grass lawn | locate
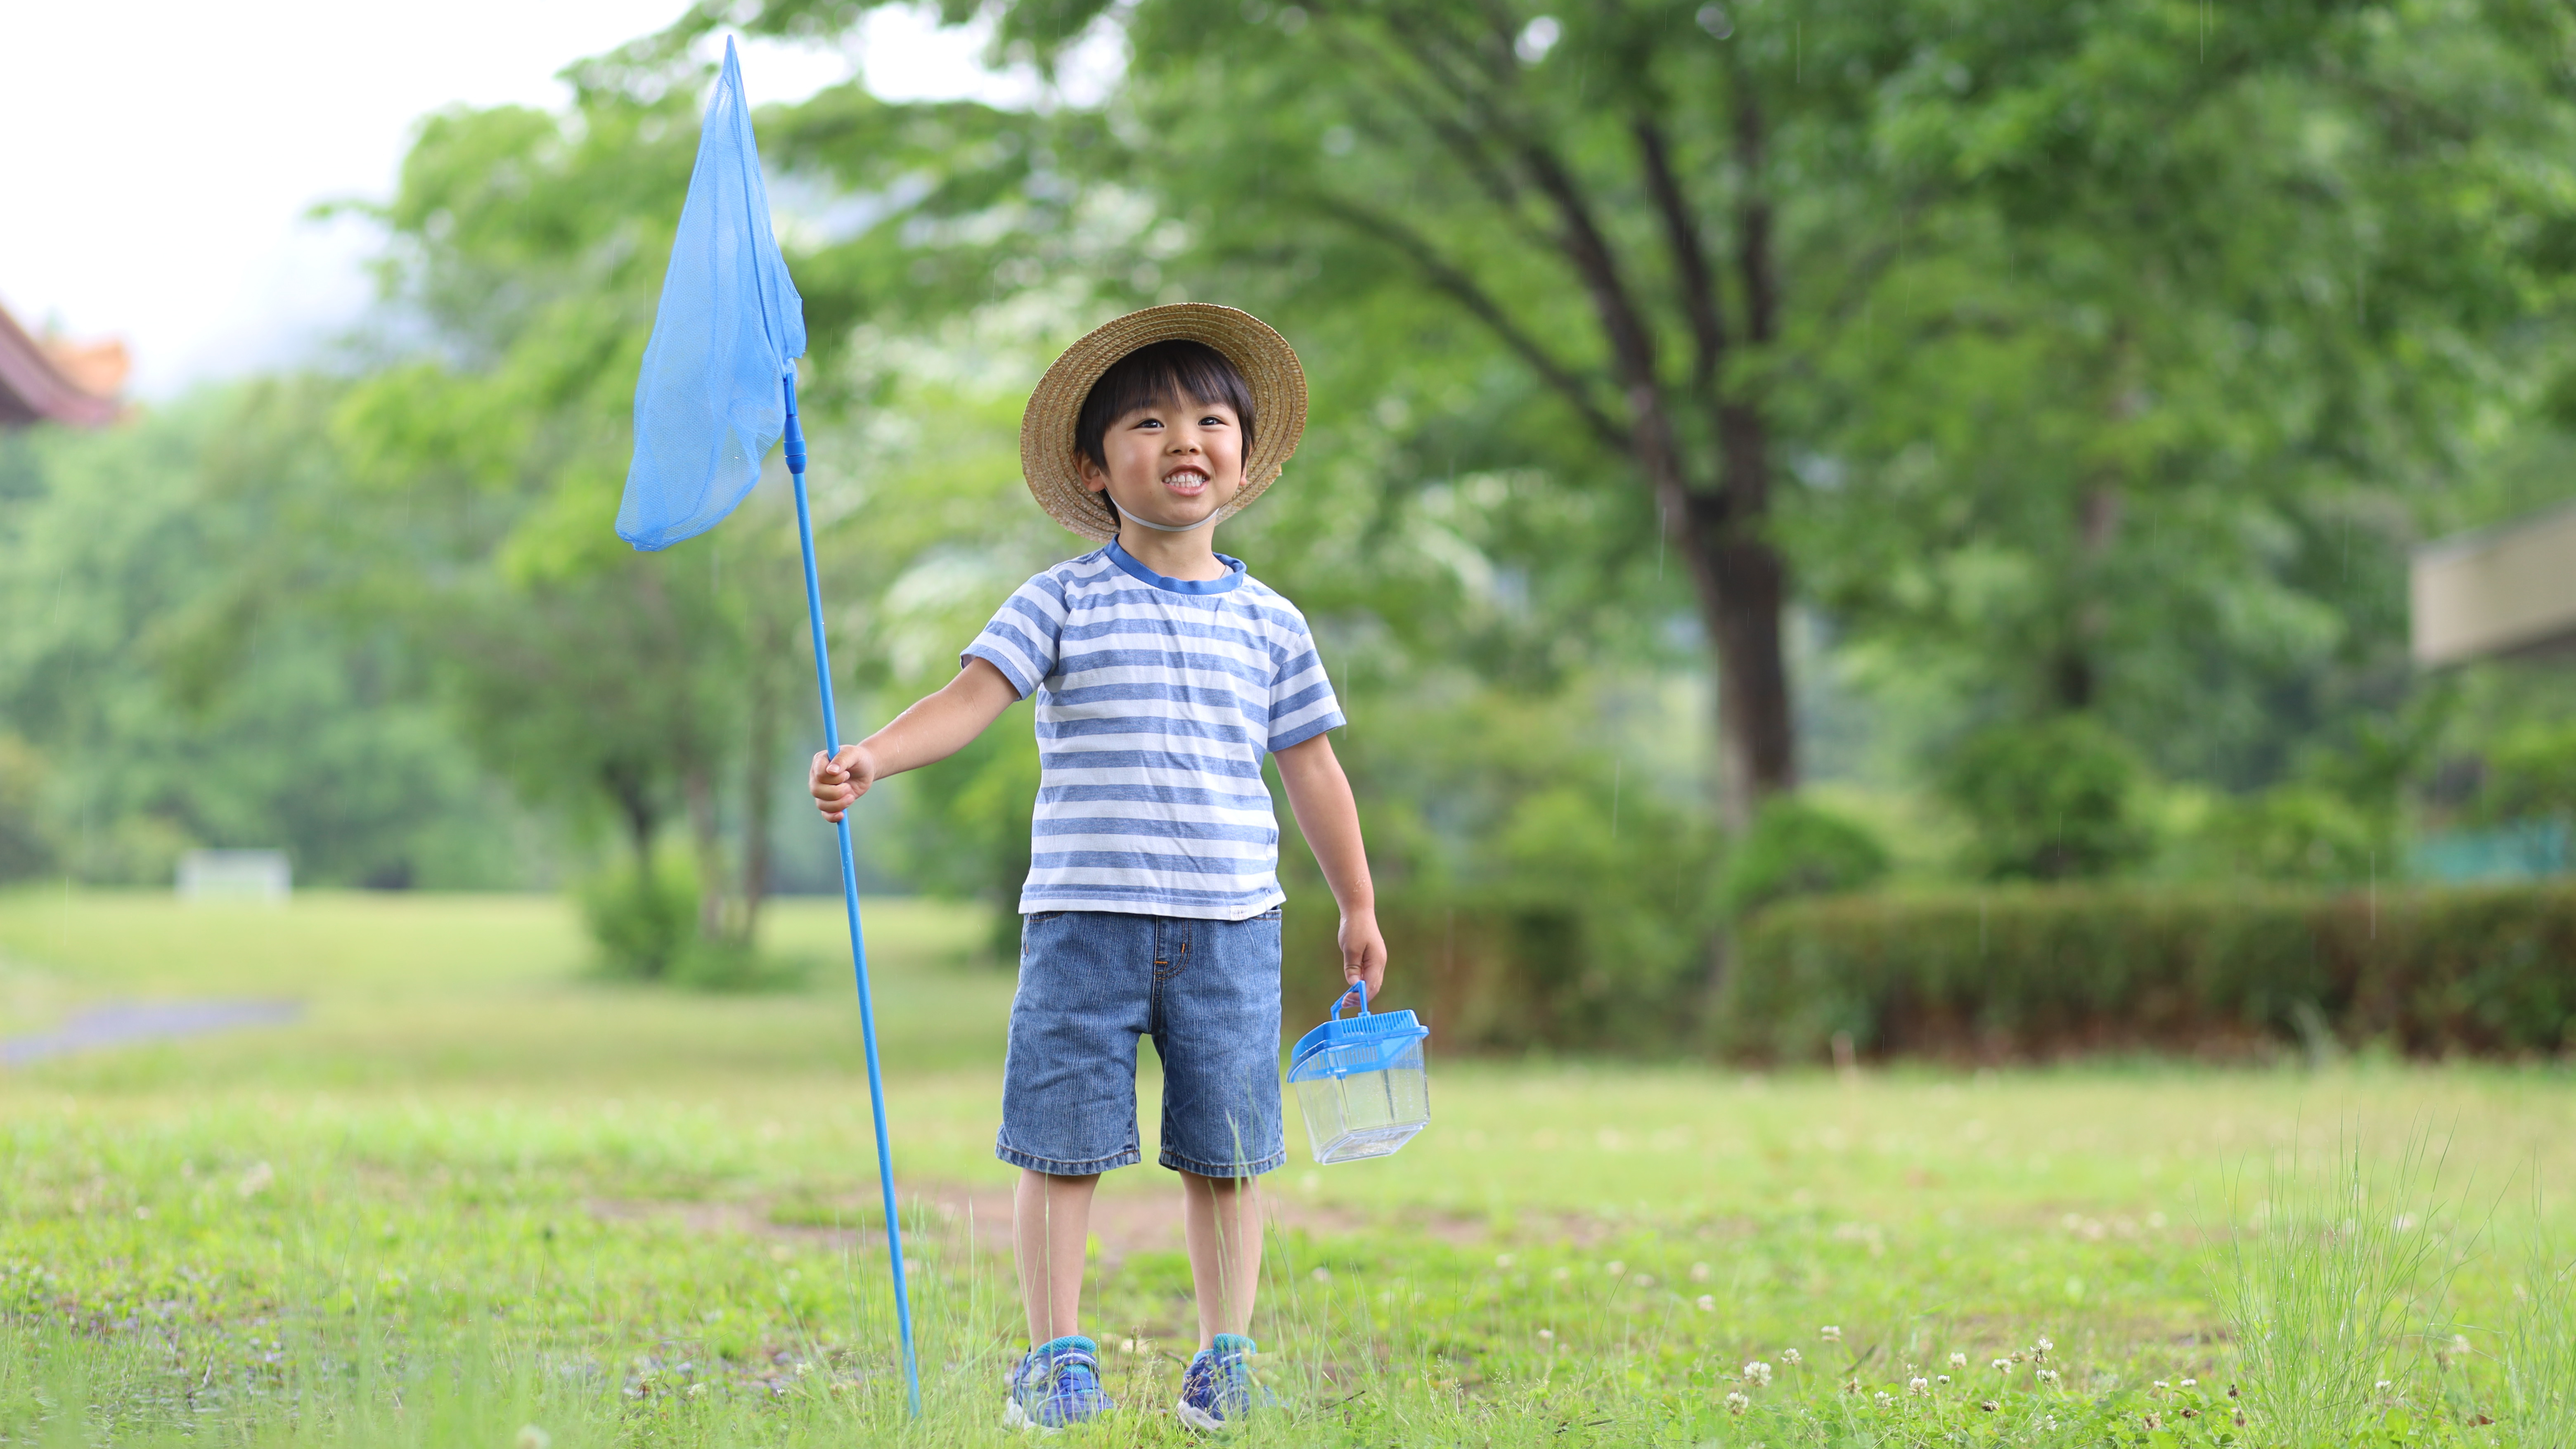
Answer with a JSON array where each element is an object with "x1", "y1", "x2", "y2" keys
[{"x1": 1, "y1": 889, "x2": 2571, "y2": 1446}]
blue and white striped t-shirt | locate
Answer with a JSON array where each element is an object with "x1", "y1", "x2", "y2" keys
[{"x1": 961, "y1": 542, "x2": 1345, "y2": 920}]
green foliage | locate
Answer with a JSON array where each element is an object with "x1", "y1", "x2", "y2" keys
[
  {"x1": 2179, "y1": 782, "x2": 2391, "y2": 886},
  {"x1": 1282, "y1": 684, "x2": 1725, "y2": 1053},
  {"x1": 2474, "y1": 720, "x2": 2576, "y2": 826},
  {"x1": 576, "y1": 851, "x2": 701, "y2": 981},
  {"x1": 0, "y1": 391, "x2": 530, "y2": 888},
  {"x1": 1721, "y1": 883, "x2": 2576, "y2": 1063},
  {"x1": 1719, "y1": 796, "x2": 1890, "y2": 920},
  {"x1": 1941, "y1": 715, "x2": 2152, "y2": 881}
]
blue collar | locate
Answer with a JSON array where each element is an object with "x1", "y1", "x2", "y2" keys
[{"x1": 1106, "y1": 540, "x2": 1245, "y2": 595}]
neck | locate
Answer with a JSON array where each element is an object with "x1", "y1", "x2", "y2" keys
[{"x1": 1114, "y1": 518, "x2": 1228, "y2": 581}]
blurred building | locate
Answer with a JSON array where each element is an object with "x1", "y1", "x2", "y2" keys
[
  {"x1": 2411, "y1": 502, "x2": 2576, "y2": 666},
  {"x1": 0, "y1": 297, "x2": 126, "y2": 428}
]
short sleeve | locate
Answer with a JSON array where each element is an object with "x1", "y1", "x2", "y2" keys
[
  {"x1": 1263, "y1": 602, "x2": 1345, "y2": 753},
  {"x1": 961, "y1": 570, "x2": 1069, "y2": 699}
]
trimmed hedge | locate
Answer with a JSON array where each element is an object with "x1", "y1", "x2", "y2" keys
[{"x1": 1719, "y1": 883, "x2": 2576, "y2": 1063}]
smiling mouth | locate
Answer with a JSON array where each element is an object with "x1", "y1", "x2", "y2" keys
[{"x1": 1161, "y1": 468, "x2": 1210, "y2": 492}]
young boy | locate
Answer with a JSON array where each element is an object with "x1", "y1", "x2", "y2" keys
[{"x1": 807, "y1": 305, "x2": 1386, "y2": 1431}]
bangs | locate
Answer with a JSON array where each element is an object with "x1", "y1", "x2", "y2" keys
[{"x1": 1074, "y1": 339, "x2": 1258, "y2": 468}]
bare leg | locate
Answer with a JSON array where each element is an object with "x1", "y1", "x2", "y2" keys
[
  {"x1": 1180, "y1": 1170, "x2": 1263, "y2": 1348},
  {"x1": 1013, "y1": 1169, "x2": 1099, "y2": 1345}
]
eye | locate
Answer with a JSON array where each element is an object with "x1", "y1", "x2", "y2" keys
[
  {"x1": 1200, "y1": 415, "x2": 1230, "y2": 428},
  {"x1": 1133, "y1": 417, "x2": 1163, "y2": 430}
]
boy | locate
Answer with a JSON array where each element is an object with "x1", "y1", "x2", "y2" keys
[{"x1": 807, "y1": 304, "x2": 1385, "y2": 1431}]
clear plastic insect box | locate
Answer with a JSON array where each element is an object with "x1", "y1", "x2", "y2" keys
[{"x1": 1286, "y1": 982, "x2": 1430, "y2": 1165}]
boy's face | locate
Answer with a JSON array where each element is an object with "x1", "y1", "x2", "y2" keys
[{"x1": 1077, "y1": 394, "x2": 1245, "y2": 532}]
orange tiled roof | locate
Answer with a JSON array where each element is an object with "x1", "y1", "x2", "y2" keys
[{"x1": 0, "y1": 300, "x2": 124, "y2": 429}]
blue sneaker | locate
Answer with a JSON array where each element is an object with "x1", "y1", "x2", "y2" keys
[
  {"x1": 1004, "y1": 1335, "x2": 1111, "y2": 1431},
  {"x1": 1176, "y1": 1333, "x2": 1271, "y2": 1431}
]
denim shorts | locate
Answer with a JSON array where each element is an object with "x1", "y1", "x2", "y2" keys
[{"x1": 997, "y1": 907, "x2": 1285, "y2": 1179}]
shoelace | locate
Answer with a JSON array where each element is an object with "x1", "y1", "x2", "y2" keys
[
  {"x1": 1018, "y1": 1349, "x2": 1103, "y2": 1404},
  {"x1": 1184, "y1": 1348, "x2": 1252, "y2": 1409}
]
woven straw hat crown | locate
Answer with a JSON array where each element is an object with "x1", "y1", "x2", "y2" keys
[{"x1": 1019, "y1": 303, "x2": 1307, "y2": 543}]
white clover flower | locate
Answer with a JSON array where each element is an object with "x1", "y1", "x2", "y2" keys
[
  {"x1": 2452, "y1": 1334, "x2": 2473, "y2": 1355},
  {"x1": 1874, "y1": 1391, "x2": 1891, "y2": 1404},
  {"x1": 2036, "y1": 1368, "x2": 2061, "y2": 1386},
  {"x1": 1949, "y1": 1352, "x2": 1968, "y2": 1369},
  {"x1": 2035, "y1": 1335, "x2": 2054, "y2": 1355},
  {"x1": 2153, "y1": 1380, "x2": 2170, "y2": 1392},
  {"x1": 1607, "y1": 1260, "x2": 1626, "y2": 1276},
  {"x1": 1744, "y1": 1361, "x2": 1773, "y2": 1387},
  {"x1": 2180, "y1": 1378, "x2": 2197, "y2": 1389},
  {"x1": 1537, "y1": 1328, "x2": 1555, "y2": 1341},
  {"x1": 1690, "y1": 1262, "x2": 1712, "y2": 1282},
  {"x1": 1995, "y1": 1359, "x2": 2015, "y2": 1373},
  {"x1": 1908, "y1": 1377, "x2": 1930, "y2": 1396},
  {"x1": 1725, "y1": 1391, "x2": 1751, "y2": 1414},
  {"x1": 1781, "y1": 1348, "x2": 1804, "y2": 1366},
  {"x1": 2375, "y1": 1379, "x2": 2393, "y2": 1393},
  {"x1": 1935, "y1": 1374, "x2": 1951, "y2": 1386},
  {"x1": 1696, "y1": 1295, "x2": 1716, "y2": 1312},
  {"x1": 1821, "y1": 1325, "x2": 1844, "y2": 1342}
]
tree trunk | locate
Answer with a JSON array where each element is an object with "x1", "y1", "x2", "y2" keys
[
  {"x1": 736, "y1": 643, "x2": 780, "y2": 951},
  {"x1": 682, "y1": 765, "x2": 724, "y2": 942},
  {"x1": 1667, "y1": 450, "x2": 1796, "y2": 835}
]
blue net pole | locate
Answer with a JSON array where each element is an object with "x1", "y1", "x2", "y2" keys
[{"x1": 783, "y1": 370, "x2": 921, "y2": 1418}]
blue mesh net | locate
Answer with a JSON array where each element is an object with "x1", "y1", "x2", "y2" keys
[{"x1": 617, "y1": 37, "x2": 807, "y2": 552}]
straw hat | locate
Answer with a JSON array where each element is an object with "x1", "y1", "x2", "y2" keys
[{"x1": 1019, "y1": 303, "x2": 1307, "y2": 543}]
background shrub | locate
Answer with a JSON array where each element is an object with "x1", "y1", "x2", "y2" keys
[
  {"x1": 1719, "y1": 797, "x2": 1891, "y2": 919},
  {"x1": 1718, "y1": 883, "x2": 2576, "y2": 1062},
  {"x1": 1940, "y1": 717, "x2": 2153, "y2": 881}
]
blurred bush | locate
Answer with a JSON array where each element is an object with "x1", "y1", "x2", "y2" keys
[
  {"x1": 1283, "y1": 753, "x2": 1724, "y2": 1055},
  {"x1": 1718, "y1": 883, "x2": 2576, "y2": 1062},
  {"x1": 1940, "y1": 716, "x2": 2153, "y2": 881},
  {"x1": 577, "y1": 852, "x2": 701, "y2": 982},
  {"x1": 1719, "y1": 797, "x2": 1891, "y2": 920},
  {"x1": 578, "y1": 851, "x2": 800, "y2": 990},
  {"x1": 2474, "y1": 720, "x2": 2576, "y2": 825},
  {"x1": 2169, "y1": 783, "x2": 2391, "y2": 885}
]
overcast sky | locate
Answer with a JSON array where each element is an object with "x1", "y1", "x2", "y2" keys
[{"x1": 4, "y1": 2, "x2": 1087, "y2": 396}]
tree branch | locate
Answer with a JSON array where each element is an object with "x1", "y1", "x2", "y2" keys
[
  {"x1": 1309, "y1": 193, "x2": 1627, "y2": 449},
  {"x1": 1633, "y1": 113, "x2": 1728, "y2": 398}
]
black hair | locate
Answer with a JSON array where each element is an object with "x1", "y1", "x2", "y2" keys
[{"x1": 1073, "y1": 339, "x2": 1257, "y2": 471}]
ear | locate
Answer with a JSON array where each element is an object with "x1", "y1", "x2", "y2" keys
[{"x1": 1075, "y1": 450, "x2": 1108, "y2": 495}]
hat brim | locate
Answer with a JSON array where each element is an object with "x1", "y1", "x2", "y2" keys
[{"x1": 1019, "y1": 303, "x2": 1308, "y2": 544}]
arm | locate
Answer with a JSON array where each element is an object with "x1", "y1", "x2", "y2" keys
[
  {"x1": 809, "y1": 656, "x2": 1020, "y2": 822},
  {"x1": 1274, "y1": 732, "x2": 1386, "y2": 1003}
]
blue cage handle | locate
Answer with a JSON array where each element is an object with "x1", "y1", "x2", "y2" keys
[{"x1": 1333, "y1": 978, "x2": 1370, "y2": 1020}]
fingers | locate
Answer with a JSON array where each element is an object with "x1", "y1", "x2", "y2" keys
[{"x1": 809, "y1": 746, "x2": 867, "y2": 822}]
